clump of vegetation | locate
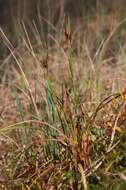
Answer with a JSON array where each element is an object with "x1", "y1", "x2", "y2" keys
[{"x1": 0, "y1": 2, "x2": 126, "y2": 189}]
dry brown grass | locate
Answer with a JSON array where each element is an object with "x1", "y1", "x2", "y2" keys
[{"x1": 0, "y1": 8, "x2": 126, "y2": 189}]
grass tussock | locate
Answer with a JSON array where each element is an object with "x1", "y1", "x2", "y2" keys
[{"x1": 0, "y1": 10, "x2": 126, "y2": 190}]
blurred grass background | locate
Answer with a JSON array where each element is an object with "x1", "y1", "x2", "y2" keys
[{"x1": 0, "y1": 0, "x2": 126, "y2": 53}]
